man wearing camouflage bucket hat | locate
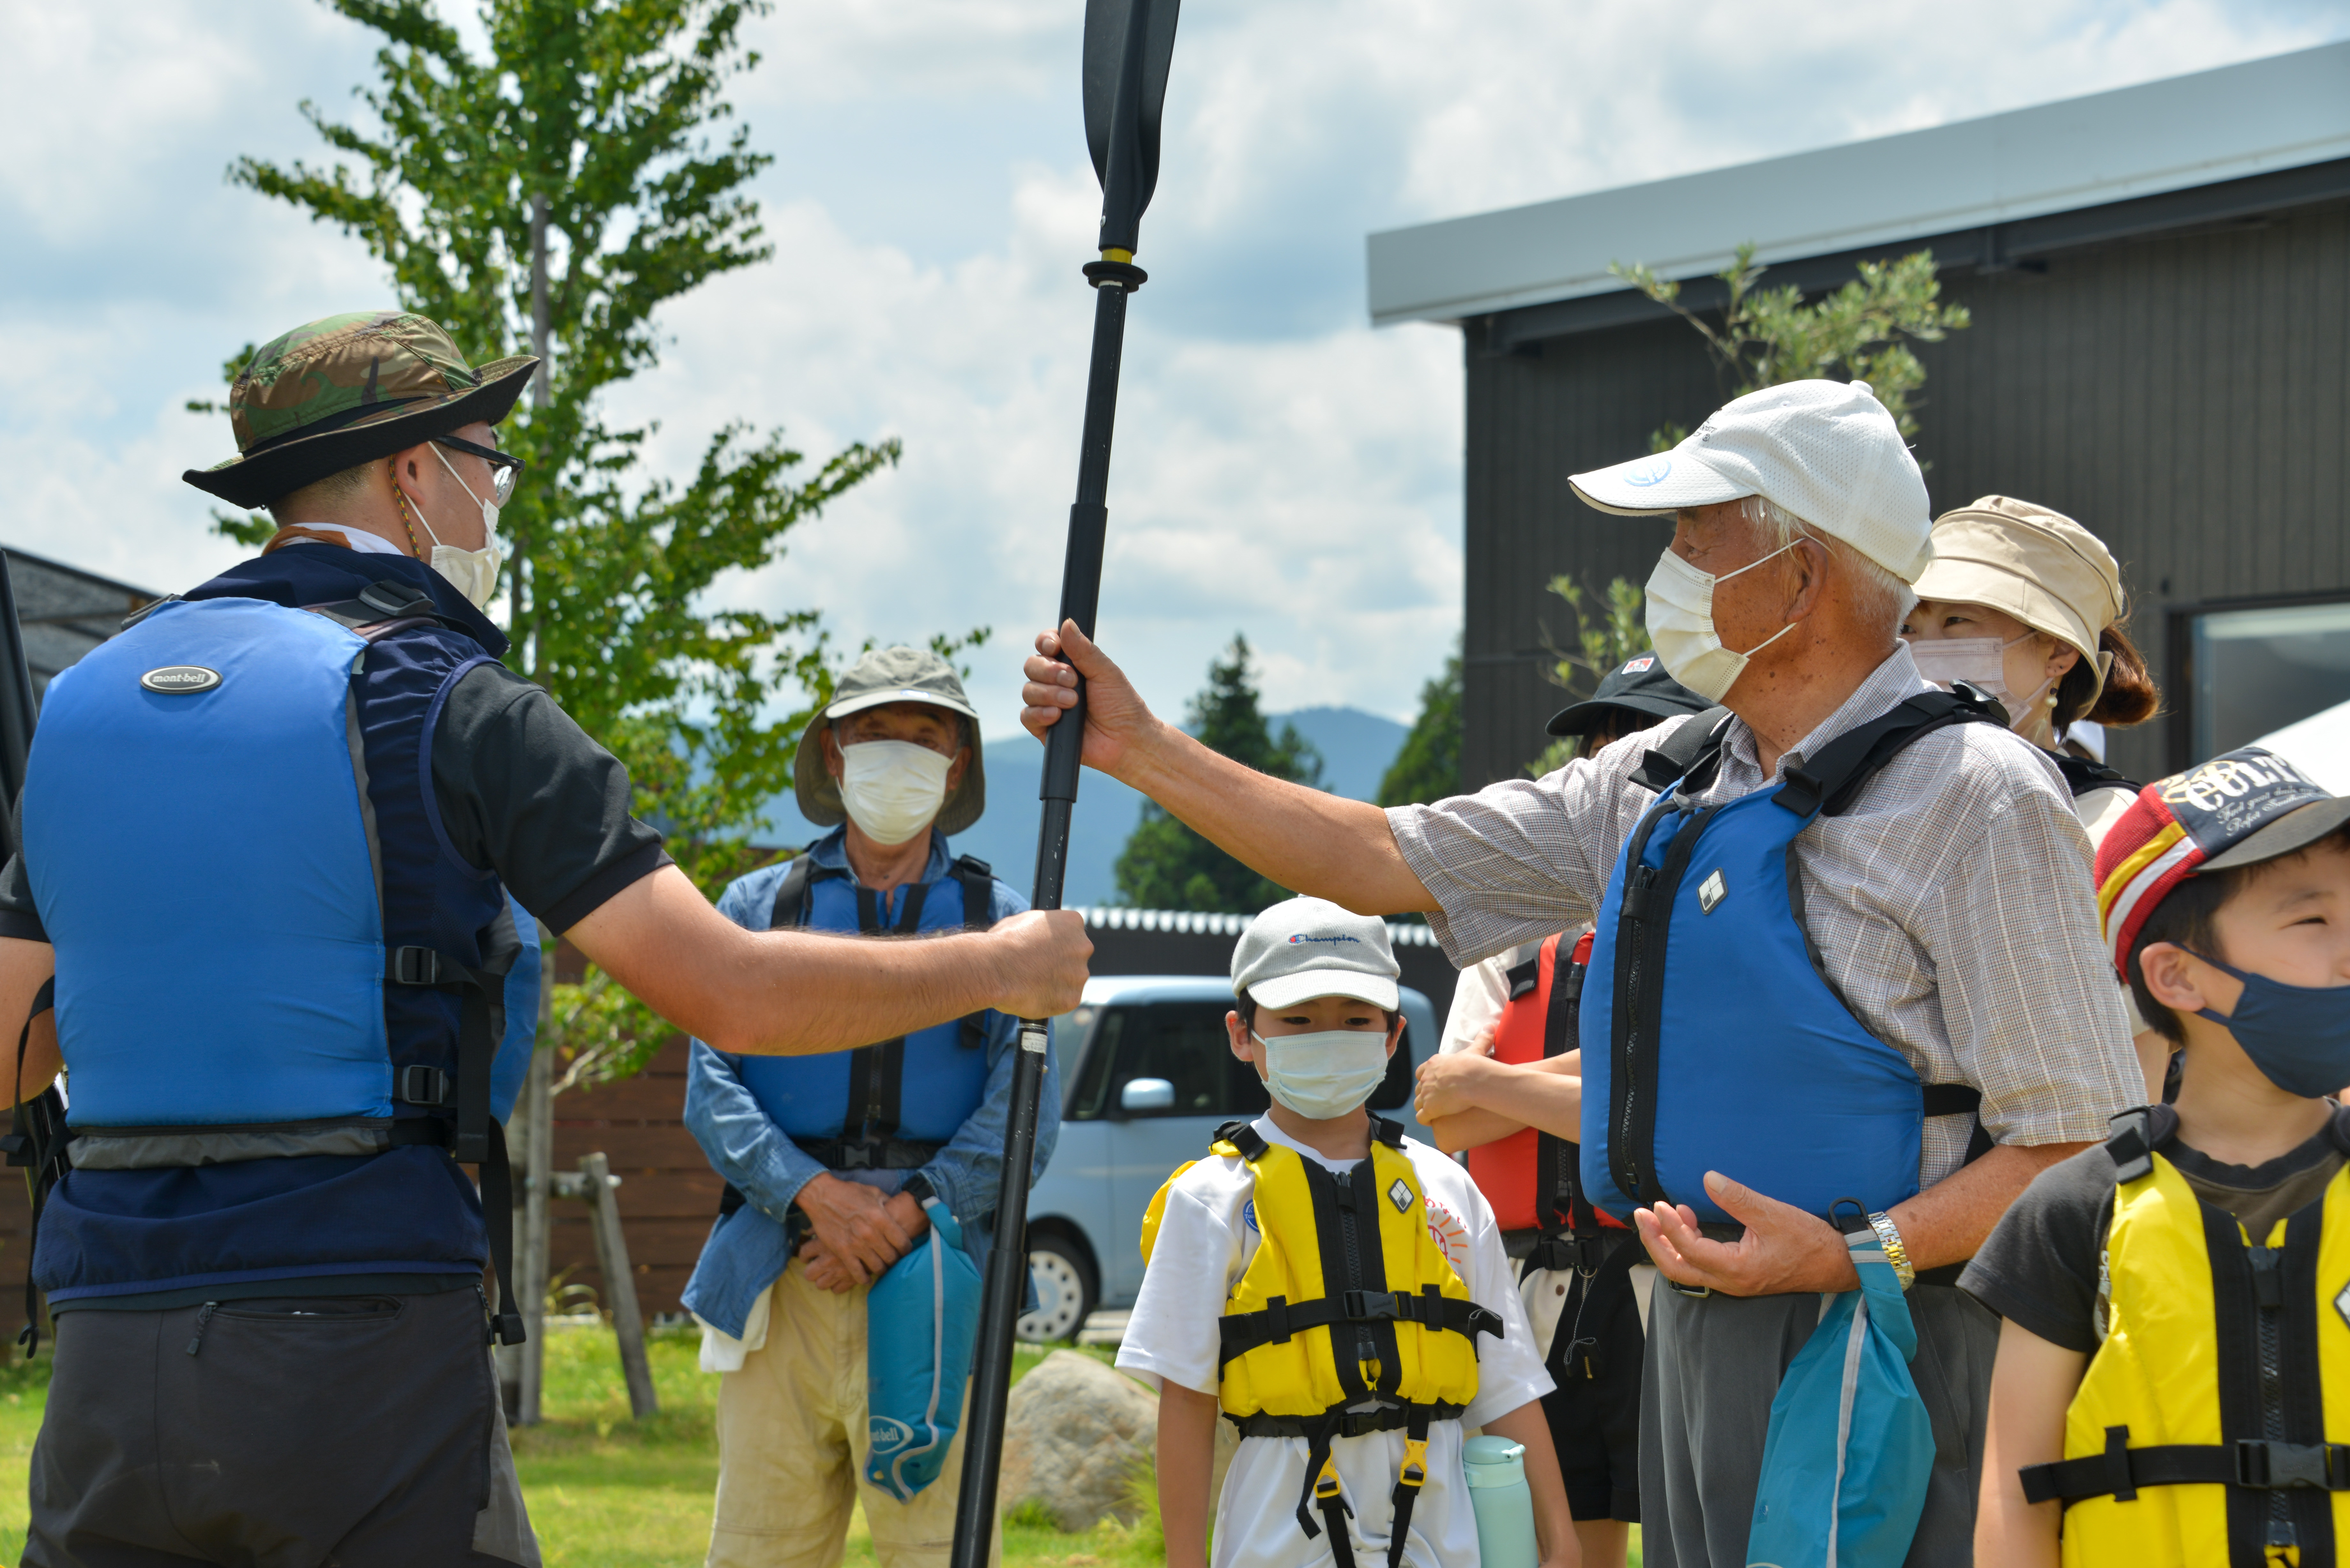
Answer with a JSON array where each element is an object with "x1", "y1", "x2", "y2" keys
[
  {"x1": 681, "y1": 645, "x2": 1057, "y2": 1567},
  {"x1": 0, "y1": 317, "x2": 1089, "y2": 1564}
]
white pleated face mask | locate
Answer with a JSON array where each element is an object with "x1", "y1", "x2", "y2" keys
[
  {"x1": 1907, "y1": 631, "x2": 2052, "y2": 727},
  {"x1": 1642, "y1": 540, "x2": 1802, "y2": 704},
  {"x1": 402, "y1": 442, "x2": 504, "y2": 611},
  {"x1": 838, "y1": 739, "x2": 954, "y2": 846},
  {"x1": 1253, "y1": 1027, "x2": 1393, "y2": 1121}
]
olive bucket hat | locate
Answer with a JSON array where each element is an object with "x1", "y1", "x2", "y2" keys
[
  {"x1": 182, "y1": 310, "x2": 538, "y2": 510},
  {"x1": 793, "y1": 646, "x2": 987, "y2": 838}
]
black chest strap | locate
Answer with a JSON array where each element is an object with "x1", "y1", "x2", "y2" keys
[{"x1": 765, "y1": 849, "x2": 999, "y2": 1177}]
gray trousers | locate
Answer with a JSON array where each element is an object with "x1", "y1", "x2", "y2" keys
[
  {"x1": 1637, "y1": 1282, "x2": 1998, "y2": 1568},
  {"x1": 26, "y1": 1288, "x2": 541, "y2": 1568}
]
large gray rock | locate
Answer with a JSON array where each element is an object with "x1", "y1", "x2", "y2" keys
[
  {"x1": 998, "y1": 1349, "x2": 1243, "y2": 1532},
  {"x1": 1001, "y1": 1349, "x2": 1160, "y2": 1530}
]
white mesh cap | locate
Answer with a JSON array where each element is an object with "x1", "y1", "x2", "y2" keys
[{"x1": 1568, "y1": 380, "x2": 1935, "y2": 584}]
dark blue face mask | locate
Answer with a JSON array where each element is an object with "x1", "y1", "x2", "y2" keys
[{"x1": 2190, "y1": 950, "x2": 2350, "y2": 1098}]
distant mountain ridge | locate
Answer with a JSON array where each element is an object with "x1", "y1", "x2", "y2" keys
[{"x1": 752, "y1": 705, "x2": 1410, "y2": 908}]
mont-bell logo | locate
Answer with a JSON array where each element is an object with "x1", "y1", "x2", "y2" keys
[{"x1": 140, "y1": 666, "x2": 221, "y2": 695}]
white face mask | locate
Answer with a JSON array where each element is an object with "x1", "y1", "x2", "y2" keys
[
  {"x1": 1253, "y1": 1027, "x2": 1392, "y2": 1122},
  {"x1": 1907, "y1": 632, "x2": 2051, "y2": 730},
  {"x1": 838, "y1": 739, "x2": 954, "y2": 846},
  {"x1": 1642, "y1": 540, "x2": 1802, "y2": 704},
  {"x1": 402, "y1": 443, "x2": 504, "y2": 611}
]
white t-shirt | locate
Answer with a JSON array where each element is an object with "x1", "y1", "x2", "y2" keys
[{"x1": 1116, "y1": 1117, "x2": 1553, "y2": 1568}]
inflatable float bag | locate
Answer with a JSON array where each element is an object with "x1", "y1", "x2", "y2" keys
[
  {"x1": 866, "y1": 1198, "x2": 982, "y2": 1502},
  {"x1": 1746, "y1": 1208, "x2": 1933, "y2": 1568}
]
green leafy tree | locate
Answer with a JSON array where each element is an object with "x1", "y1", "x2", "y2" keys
[
  {"x1": 1115, "y1": 636, "x2": 1324, "y2": 913},
  {"x1": 1376, "y1": 642, "x2": 1461, "y2": 807},
  {"x1": 1611, "y1": 242, "x2": 1968, "y2": 450},
  {"x1": 1525, "y1": 573, "x2": 1649, "y2": 777},
  {"x1": 227, "y1": 0, "x2": 909, "y2": 1088},
  {"x1": 227, "y1": 0, "x2": 896, "y2": 900}
]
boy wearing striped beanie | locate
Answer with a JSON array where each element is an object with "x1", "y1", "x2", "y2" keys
[{"x1": 1963, "y1": 747, "x2": 2350, "y2": 1560}]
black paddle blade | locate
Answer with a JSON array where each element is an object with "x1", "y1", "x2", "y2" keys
[{"x1": 1082, "y1": 0, "x2": 1180, "y2": 254}]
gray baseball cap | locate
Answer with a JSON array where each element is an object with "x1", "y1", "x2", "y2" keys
[
  {"x1": 1231, "y1": 896, "x2": 1402, "y2": 1012},
  {"x1": 793, "y1": 646, "x2": 987, "y2": 838}
]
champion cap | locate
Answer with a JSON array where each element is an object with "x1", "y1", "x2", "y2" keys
[
  {"x1": 1232, "y1": 896, "x2": 1402, "y2": 1013},
  {"x1": 1569, "y1": 379, "x2": 1935, "y2": 584},
  {"x1": 2095, "y1": 747, "x2": 2350, "y2": 976}
]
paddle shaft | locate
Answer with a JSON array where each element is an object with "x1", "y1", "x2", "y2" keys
[{"x1": 949, "y1": 274, "x2": 1133, "y2": 1568}]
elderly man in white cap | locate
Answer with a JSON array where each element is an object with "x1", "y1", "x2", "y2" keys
[
  {"x1": 683, "y1": 645, "x2": 1058, "y2": 1567},
  {"x1": 1017, "y1": 381, "x2": 2141, "y2": 1564}
]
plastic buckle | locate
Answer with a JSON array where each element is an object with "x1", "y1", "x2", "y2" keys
[
  {"x1": 1399, "y1": 1437, "x2": 1429, "y2": 1489},
  {"x1": 836, "y1": 1142, "x2": 875, "y2": 1170},
  {"x1": 2236, "y1": 1439, "x2": 2339, "y2": 1490},
  {"x1": 390, "y1": 947, "x2": 447, "y2": 986},
  {"x1": 358, "y1": 581, "x2": 427, "y2": 618},
  {"x1": 1342, "y1": 1289, "x2": 1398, "y2": 1322},
  {"x1": 397, "y1": 1065, "x2": 451, "y2": 1107},
  {"x1": 1571, "y1": 1232, "x2": 1605, "y2": 1276},
  {"x1": 1313, "y1": 1459, "x2": 1345, "y2": 1502}
]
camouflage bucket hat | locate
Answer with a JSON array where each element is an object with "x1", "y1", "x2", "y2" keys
[
  {"x1": 182, "y1": 310, "x2": 538, "y2": 510},
  {"x1": 794, "y1": 646, "x2": 987, "y2": 839}
]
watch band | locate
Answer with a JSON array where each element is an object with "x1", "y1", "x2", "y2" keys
[{"x1": 1867, "y1": 1210, "x2": 1917, "y2": 1290}]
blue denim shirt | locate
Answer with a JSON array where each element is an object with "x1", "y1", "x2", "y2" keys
[{"x1": 680, "y1": 827, "x2": 1060, "y2": 1336}]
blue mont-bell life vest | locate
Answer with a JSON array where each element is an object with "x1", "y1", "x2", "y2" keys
[
  {"x1": 1579, "y1": 691, "x2": 2001, "y2": 1227},
  {"x1": 731, "y1": 851, "x2": 998, "y2": 1178},
  {"x1": 17, "y1": 553, "x2": 537, "y2": 1338}
]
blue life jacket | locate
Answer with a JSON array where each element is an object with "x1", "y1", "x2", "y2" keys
[
  {"x1": 734, "y1": 850, "x2": 998, "y2": 1170},
  {"x1": 18, "y1": 551, "x2": 534, "y2": 1333},
  {"x1": 1579, "y1": 693, "x2": 1997, "y2": 1226}
]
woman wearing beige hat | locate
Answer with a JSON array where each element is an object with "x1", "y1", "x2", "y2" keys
[{"x1": 1902, "y1": 494, "x2": 2167, "y2": 1097}]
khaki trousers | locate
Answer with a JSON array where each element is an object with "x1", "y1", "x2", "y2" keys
[{"x1": 709, "y1": 1259, "x2": 1001, "y2": 1568}]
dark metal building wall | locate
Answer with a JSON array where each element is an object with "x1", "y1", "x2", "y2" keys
[
  {"x1": 1462, "y1": 318, "x2": 1721, "y2": 787},
  {"x1": 1461, "y1": 197, "x2": 2350, "y2": 790}
]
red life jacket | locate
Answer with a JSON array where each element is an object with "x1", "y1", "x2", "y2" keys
[{"x1": 1466, "y1": 930, "x2": 1627, "y2": 1247}]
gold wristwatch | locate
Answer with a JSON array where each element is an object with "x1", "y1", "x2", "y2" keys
[{"x1": 1867, "y1": 1211, "x2": 1916, "y2": 1290}]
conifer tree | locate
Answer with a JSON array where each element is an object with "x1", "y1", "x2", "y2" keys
[{"x1": 1114, "y1": 635, "x2": 1323, "y2": 912}]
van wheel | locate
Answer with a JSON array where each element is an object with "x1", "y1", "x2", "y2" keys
[{"x1": 1017, "y1": 1229, "x2": 1096, "y2": 1344}]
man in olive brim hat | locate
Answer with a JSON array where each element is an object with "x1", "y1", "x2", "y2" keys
[
  {"x1": 683, "y1": 645, "x2": 1053, "y2": 1568},
  {"x1": 1, "y1": 314, "x2": 1091, "y2": 1563}
]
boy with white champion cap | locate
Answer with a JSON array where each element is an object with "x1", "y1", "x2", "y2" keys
[{"x1": 1117, "y1": 897, "x2": 1576, "y2": 1568}]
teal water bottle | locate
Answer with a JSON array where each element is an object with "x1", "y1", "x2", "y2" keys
[{"x1": 1462, "y1": 1435, "x2": 1537, "y2": 1568}]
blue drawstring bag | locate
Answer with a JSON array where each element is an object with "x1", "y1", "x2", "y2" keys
[
  {"x1": 1746, "y1": 1203, "x2": 1934, "y2": 1568},
  {"x1": 865, "y1": 1197, "x2": 983, "y2": 1501}
]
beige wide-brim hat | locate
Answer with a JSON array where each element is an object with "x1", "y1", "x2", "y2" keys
[
  {"x1": 792, "y1": 645, "x2": 986, "y2": 839},
  {"x1": 1914, "y1": 495, "x2": 2126, "y2": 707}
]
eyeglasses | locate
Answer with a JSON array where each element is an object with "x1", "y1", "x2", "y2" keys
[{"x1": 433, "y1": 434, "x2": 527, "y2": 506}]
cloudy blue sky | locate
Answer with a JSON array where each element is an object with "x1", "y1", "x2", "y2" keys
[{"x1": 3, "y1": 0, "x2": 2344, "y2": 739}]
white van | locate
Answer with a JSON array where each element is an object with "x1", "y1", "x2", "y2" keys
[{"x1": 1017, "y1": 974, "x2": 1442, "y2": 1342}]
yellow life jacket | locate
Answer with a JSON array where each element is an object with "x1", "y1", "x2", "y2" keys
[
  {"x1": 1141, "y1": 1116, "x2": 1503, "y2": 1568},
  {"x1": 2020, "y1": 1107, "x2": 2350, "y2": 1567}
]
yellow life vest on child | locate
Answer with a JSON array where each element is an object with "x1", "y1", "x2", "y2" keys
[
  {"x1": 1141, "y1": 1116, "x2": 1503, "y2": 1568},
  {"x1": 2020, "y1": 1107, "x2": 2350, "y2": 1567}
]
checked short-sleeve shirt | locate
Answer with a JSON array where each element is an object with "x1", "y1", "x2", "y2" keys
[{"x1": 1387, "y1": 644, "x2": 2141, "y2": 1189}]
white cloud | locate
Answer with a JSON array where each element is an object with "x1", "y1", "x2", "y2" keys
[{"x1": 0, "y1": 0, "x2": 2339, "y2": 745}]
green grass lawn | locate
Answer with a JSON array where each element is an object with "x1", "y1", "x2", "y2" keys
[
  {"x1": 0, "y1": 1328, "x2": 1154, "y2": 1567},
  {"x1": 0, "y1": 1327, "x2": 1634, "y2": 1566}
]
